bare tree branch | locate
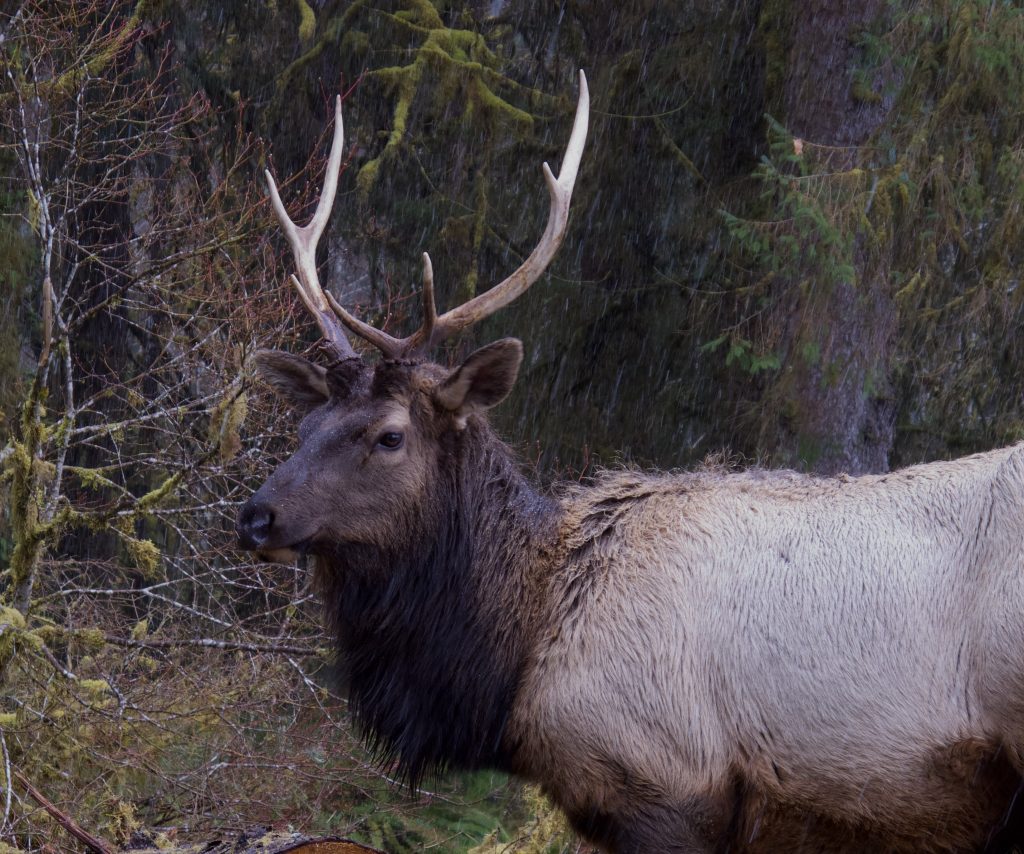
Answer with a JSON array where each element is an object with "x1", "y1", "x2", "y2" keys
[
  {"x1": 106, "y1": 636, "x2": 326, "y2": 657},
  {"x1": 13, "y1": 769, "x2": 115, "y2": 854}
]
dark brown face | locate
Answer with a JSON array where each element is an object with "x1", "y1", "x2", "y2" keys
[{"x1": 236, "y1": 339, "x2": 523, "y2": 562}]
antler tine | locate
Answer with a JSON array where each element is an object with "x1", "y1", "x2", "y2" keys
[
  {"x1": 265, "y1": 95, "x2": 358, "y2": 359},
  {"x1": 324, "y1": 289, "x2": 404, "y2": 358},
  {"x1": 324, "y1": 251, "x2": 436, "y2": 360},
  {"x1": 401, "y1": 69, "x2": 591, "y2": 356},
  {"x1": 419, "y1": 252, "x2": 437, "y2": 344}
]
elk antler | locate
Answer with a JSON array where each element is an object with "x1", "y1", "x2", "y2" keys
[
  {"x1": 270, "y1": 73, "x2": 589, "y2": 361},
  {"x1": 265, "y1": 96, "x2": 357, "y2": 360},
  {"x1": 326, "y1": 70, "x2": 590, "y2": 359}
]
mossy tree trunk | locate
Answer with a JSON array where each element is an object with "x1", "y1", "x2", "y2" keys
[{"x1": 752, "y1": 0, "x2": 898, "y2": 474}]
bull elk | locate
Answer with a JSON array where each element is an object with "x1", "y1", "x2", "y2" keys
[{"x1": 237, "y1": 75, "x2": 1024, "y2": 852}]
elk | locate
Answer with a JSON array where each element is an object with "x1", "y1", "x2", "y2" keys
[{"x1": 237, "y1": 75, "x2": 1024, "y2": 853}]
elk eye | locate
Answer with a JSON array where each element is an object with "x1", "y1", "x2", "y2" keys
[{"x1": 377, "y1": 431, "x2": 404, "y2": 450}]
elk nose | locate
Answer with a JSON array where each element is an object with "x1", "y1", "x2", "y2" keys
[{"x1": 237, "y1": 501, "x2": 274, "y2": 550}]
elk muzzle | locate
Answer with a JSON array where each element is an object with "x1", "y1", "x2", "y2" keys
[{"x1": 236, "y1": 499, "x2": 275, "y2": 551}]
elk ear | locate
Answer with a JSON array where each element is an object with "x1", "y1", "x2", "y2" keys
[
  {"x1": 435, "y1": 338, "x2": 523, "y2": 425},
  {"x1": 253, "y1": 350, "x2": 329, "y2": 410}
]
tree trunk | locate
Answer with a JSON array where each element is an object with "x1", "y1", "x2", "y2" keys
[{"x1": 760, "y1": 0, "x2": 897, "y2": 475}]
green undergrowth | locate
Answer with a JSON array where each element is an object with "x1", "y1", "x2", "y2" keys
[{"x1": 335, "y1": 771, "x2": 523, "y2": 852}]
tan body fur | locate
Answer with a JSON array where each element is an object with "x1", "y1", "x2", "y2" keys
[{"x1": 508, "y1": 446, "x2": 1024, "y2": 851}]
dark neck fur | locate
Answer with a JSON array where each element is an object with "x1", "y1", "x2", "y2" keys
[{"x1": 315, "y1": 420, "x2": 558, "y2": 787}]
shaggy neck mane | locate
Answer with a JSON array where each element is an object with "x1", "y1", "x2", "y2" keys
[{"x1": 315, "y1": 419, "x2": 557, "y2": 787}]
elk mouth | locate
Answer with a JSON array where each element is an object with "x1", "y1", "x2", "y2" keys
[
  {"x1": 254, "y1": 536, "x2": 316, "y2": 565},
  {"x1": 255, "y1": 545, "x2": 303, "y2": 564}
]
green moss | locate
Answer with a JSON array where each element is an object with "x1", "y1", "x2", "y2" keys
[
  {"x1": 293, "y1": 0, "x2": 316, "y2": 43},
  {"x1": 208, "y1": 389, "x2": 248, "y2": 462},
  {"x1": 65, "y1": 466, "x2": 121, "y2": 492},
  {"x1": 74, "y1": 628, "x2": 107, "y2": 654},
  {"x1": 125, "y1": 536, "x2": 162, "y2": 578},
  {"x1": 355, "y1": 156, "x2": 383, "y2": 199},
  {"x1": 80, "y1": 678, "x2": 112, "y2": 696},
  {"x1": 352, "y1": 14, "x2": 542, "y2": 203},
  {"x1": 102, "y1": 798, "x2": 140, "y2": 846},
  {"x1": 135, "y1": 471, "x2": 183, "y2": 512},
  {"x1": 0, "y1": 606, "x2": 25, "y2": 630},
  {"x1": 468, "y1": 786, "x2": 571, "y2": 853}
]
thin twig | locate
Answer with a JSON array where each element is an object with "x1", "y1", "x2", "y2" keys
[
  {"x1": 106, "y1": 635, "x2": 325, "y2": 657},
  {"x1": 0, "y1": 727, "x2": 11, "y2": 840},
  {"x1": 37, "y1": 640, "x2": 77, "y2": 680}
]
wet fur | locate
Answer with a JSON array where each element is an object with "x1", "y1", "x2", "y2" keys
[
  {"x1": 313, "y1": 415, "x2": 557, "y2": 787},
  {"x1": 513, "y1": 459, "x2": 1024, "y2": 852}
]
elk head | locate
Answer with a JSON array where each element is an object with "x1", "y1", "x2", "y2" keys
[{"x1": 236, "y1": 74, "x2": 589, "y2": 563}]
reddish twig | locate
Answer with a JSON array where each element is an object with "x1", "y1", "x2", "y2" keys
[{"x1": 13, "y1": 768, "x2": 115, "y2": 854}]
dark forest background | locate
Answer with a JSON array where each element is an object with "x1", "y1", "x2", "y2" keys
[{"x1": 2, "y1": 1, "x2": 1023, "y2": 851}]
